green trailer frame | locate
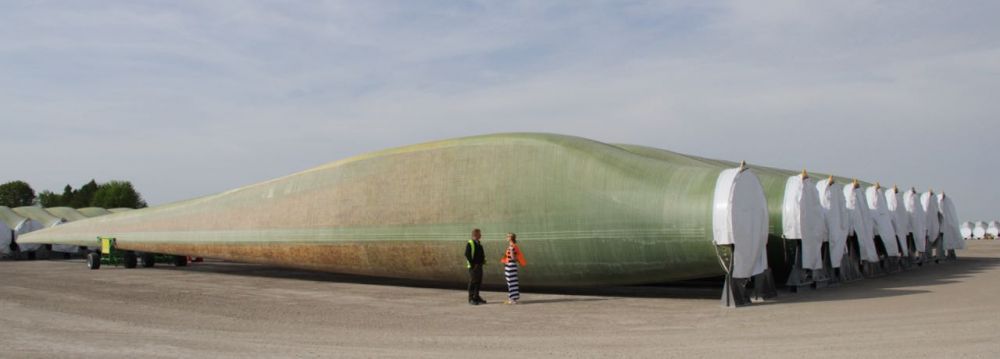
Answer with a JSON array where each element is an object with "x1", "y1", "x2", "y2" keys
[{"x1": 86, "y1": 236, "x2": 189, "y2": 270}]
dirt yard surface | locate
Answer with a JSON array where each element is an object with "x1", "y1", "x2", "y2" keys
[{"x1": 2, "y1": 241, "x2": 999, "y2": 358}]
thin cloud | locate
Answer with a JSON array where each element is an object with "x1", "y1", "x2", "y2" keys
[{"x1": 1, "y1": 1, "x2": 997, "y2": 220}]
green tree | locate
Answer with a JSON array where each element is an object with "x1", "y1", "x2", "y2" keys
[
  {"x1": 37, "y1": 190, "x2": 64, "y2": 207},
  {"x1": 60, "y1": 184, "x2": 74, "y2": 207},
  {"x1": 70, "y1": 179, "x2": 98, "y2": 208},
  {"x1": 0, "y1": 180, "x2": 36, "y2": 207},
  {"x1": 91, "y1": 180, "x2": 147, "y2": 209}
]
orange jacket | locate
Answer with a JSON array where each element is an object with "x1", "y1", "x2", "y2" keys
[{"x1": 500, "y1": 244, "x2": 527, "y2": 266}]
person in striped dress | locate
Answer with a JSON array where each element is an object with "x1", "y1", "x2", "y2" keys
[{"x1": 501, "y1": 233, "x2": 527, "y2": 304}]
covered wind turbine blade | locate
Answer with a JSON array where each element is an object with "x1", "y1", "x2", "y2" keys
[
  {"x1": 921, "y1": 191, "x2": 944, "y2": 259},
  {"x1": 960, "y1": 222, "x2": 974, "y2": 239},
  {"x1": 614, "y1": 144, "x2": 835, "y2": 284},
  {"x1": 937, "y1": 194, "x2": 965, "y2": 250},
  {"x1": 817, "y1": 180, "x2": 849, "y2": 269},
  {"x1": 843, "y1": 184, "x2": 881, "y2": 263},
  {"x1": 0, "y1": 206, "x2": 44, "y2": 254},
  {"x1": 0, "y1": 208, "x2": 14, "y2": 256},
  {"x1": 884, "y1": 187, "x2": 910, "y2": 255},
  {"x1": 44, "y1": 207, "x2": 97, "y2": 250},
  {"x1": 20, "y1": 133, "x2": 771, "y2": 287},
  {"x1": 783, "y1": 175, "x2": 826, "y2": 271},
  {"x1": 972, "y1": 221, "x2": 987, "y2": 240},
  {"x1": 920, "y1": 192, "x2": 941, "y2": 242},
  {"x1": 44, "y1": 207, "x2": 88, "y2": 222},
  {"x1": 903, "y1": 189, "x2": 928, "y2": 252},
  {"x1": 866, "y1": 186, "x2": 900, "y2": 257},
  {"x1": 11, "y1": 206, "x2": 78, "y2": 254},
  {"x1": 77, "y1": 207, "x2": 113, "y2": 217},
  {"x1": 602, "y1": 143, "x2": 774, "y2": 303},
  {"x1": 712, "y1": 167, "x2": 771, "y2": 279},
  {"x1": 12, "y1": 206, "x2": 62, "y2": 228}
]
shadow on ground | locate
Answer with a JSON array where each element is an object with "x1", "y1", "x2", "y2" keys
[
  {"x1": 120, "y1": 255, "x2": 1000, "y2": 303},
  {"x1": 757, "y1": 256, "x2": 1000, "y2": 305}
]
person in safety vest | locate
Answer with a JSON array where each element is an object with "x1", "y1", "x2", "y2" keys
[
  {"x1": 500, "y1": 233, "x2": 527, "y2": 304},
  {"x1": 464, "y1": 228, "x2": 486, "y2": 305}
]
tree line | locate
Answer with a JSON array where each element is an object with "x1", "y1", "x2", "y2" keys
[{"x1": 0, "y1": 179, "x2": 147, "y2": 209}]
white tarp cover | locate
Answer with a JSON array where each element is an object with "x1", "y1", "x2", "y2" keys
[
  {"x1": 938, "y1": 194, "x2": 965, "y2": 250},
  {"x1": 844, "y1": 185, "x2": 880, "y2": 262},
  {"x1": 903, "y1": 189, "x2": 928, "y2": 252},
  {"x1": 817, "y1": 180, "x2": 849, "y2": 268},
  {"x1": 972, "y1": 221, "x2": 987, "y2": 239},
  {"x1": 866, "y1": 186, "x2": 900, "y2": 256},
  {"x1": 712, "y1": 167, "x2": 769, "y2": 278},
  {"x1": 988, "y1": 221, "x2": 1000, "y2": 237},
  {"x1": 0, "y1": 221, "x2": 12, "y2": 255},
  {"x1": 921, "y1": 192, "x2": 941, "y2": 241},
  {"x1": 960, "y1": 222, "x2": 974, "y2": 239},
  {"x1": 885, "y1": 189, "x2": 911, "y2": 236},
  {"x1": 883, "y1": 188, "x2": 910, "y2": 254},
  {"x1": 782, "y1": 175, "x2": 825, "y2": 270}
]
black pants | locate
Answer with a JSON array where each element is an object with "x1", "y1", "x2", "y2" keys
[{"x1": 468, "y1": 264, "x2": 483, "y2": 301}]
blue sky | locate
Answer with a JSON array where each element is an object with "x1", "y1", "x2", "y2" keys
[{"x1": 2, "y1": 1, "x2": 999, "y2": 220}]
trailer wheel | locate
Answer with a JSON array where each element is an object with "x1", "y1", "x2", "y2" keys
[
  {"x1": 140, "y1": 253, "x2": 156, "y2": 268},
  {"x1": 172, "y1": 255, "x2": 188, "y2": 267},
  {"x1": 123, "y1": 251, "x2": 138, "y2": 268},
  {"x1": 87, "y1": 252, "x2": 101, "y2": 270},
  {"x1": 27, "y1": 252, "x2": 36, "y2": 260}
]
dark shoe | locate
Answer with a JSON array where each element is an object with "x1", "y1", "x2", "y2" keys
[
  {"x1": 469, "y1": 300, "x2": 479, "y2": 305},
  {"x1": 475, "y1": 297, "x2": 487, "y2": 304}
]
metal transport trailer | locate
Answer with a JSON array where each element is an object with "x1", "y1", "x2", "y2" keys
[{"x1": 85, "y1": 236, "x2": 187, "y2": 269}]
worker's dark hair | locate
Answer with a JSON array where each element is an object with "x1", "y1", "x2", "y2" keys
[
  {"x1": 507, "y1": 232, "x2": 517, "y2": 243},
  {"x1": 472, "y1": 228, "x2": 481, "y2": 236}
]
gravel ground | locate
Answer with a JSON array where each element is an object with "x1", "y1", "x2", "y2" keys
[{"x1": 2, "y1": 241, "x2": 999, "y2": 358}]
